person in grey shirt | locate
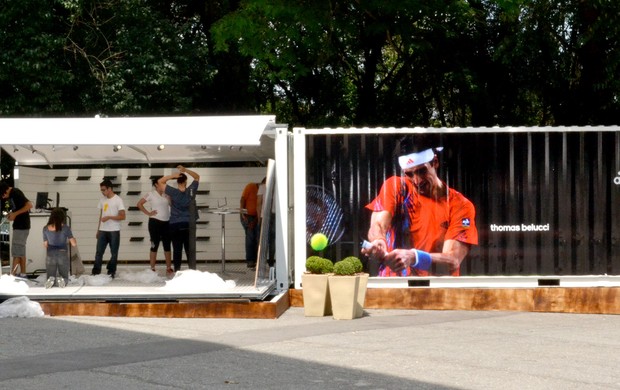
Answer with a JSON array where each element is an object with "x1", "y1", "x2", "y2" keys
[{"x1": 43, "y1": 208, "x2": 77, "y2": 288}]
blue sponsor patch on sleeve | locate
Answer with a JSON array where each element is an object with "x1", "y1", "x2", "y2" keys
[{"x1": 462, "y1": 218, "x2": 471, "y2": 228}]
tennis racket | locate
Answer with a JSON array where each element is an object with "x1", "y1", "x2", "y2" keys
[{"x1": 306, "y1": 185, "x2": 345, "y2": 247}]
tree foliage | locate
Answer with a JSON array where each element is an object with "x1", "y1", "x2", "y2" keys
[
  {"x1": 0, "y1": 0, "x2": 73, "y2": 115},
  {"x1": 214, "y1": 0, "x2": 620, "y2": 127},
  {"x1": 0, "y1": 0, "x2": 619, "y2": 126}
]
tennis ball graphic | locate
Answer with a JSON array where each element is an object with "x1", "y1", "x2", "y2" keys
[{"x1": 310, "y1": 233, "x2": 329, "y2": 251}]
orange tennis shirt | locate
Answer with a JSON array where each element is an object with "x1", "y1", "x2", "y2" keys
[
  {"x1": 241, "y1": 182, "x2": 259, "y2": 216},
  {"x1": 366, "y1": 176, "x2": 478, "y2": 276}
]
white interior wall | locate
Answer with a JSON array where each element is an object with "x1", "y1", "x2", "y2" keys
[{"x1": 17, "y1": 165, "x2": 266, "y2": 263}]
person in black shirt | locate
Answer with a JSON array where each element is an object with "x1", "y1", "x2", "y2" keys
[{"x1": 0, "y1": 182, "x2": 32, "y2": 276}]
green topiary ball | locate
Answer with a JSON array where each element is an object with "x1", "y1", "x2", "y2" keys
[
  {"x1": 333, "y1": 260, "x2": 357, "y2": 275},
  {"x1": 305, "y1": 256, "x2": 334, "y2": 274},
  {"x1": 342, "y1": 256, "x2": 363, "y2": 273}
]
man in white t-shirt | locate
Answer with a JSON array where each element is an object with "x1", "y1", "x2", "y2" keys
[{"x1": 93, "y1": 179, "x2": 126, "y2": 278}]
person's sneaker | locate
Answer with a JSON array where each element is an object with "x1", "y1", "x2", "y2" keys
[
  {"x1": 45, "y1": 276, "x2": 55, "y2": 289},
  {"x1": 57, "y1": 277, "x2": 66, "y2": 288}
]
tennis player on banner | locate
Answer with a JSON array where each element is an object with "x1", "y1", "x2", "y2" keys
[{"x1": 362, "y1": 146, "x2": 478, "y2": 276}]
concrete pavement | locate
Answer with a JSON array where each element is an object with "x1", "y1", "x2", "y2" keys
[{"x1": 1, "y1": 307, "x2": 619, "y2": 389}]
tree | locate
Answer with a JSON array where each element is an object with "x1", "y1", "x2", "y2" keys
[
  {"x1": 0, "y1": 0, "x2": 75, "y2": 115},
  {"x1": 2, "y1": 0, "x2": 620, "y2": 125},
  {"x1": 211, "y1": 0, "x2": 508, "y2": 127},
  {"x1": 213, "y1": 0, "x2": 620, "y2": 127},
  {"x1": 63, "y1": 0, "x2": 217, "y2": 114}
]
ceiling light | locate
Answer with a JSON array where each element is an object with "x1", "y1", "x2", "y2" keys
[
  {"x1": 113, "y1": 145, "x2": 122, "y2": 152},
  {"x1": 157, "y1": 145, "x2": 165, "y2": 151},
  {"x1": 73, "y1": 146, "x2": 79, "y2": 151}
]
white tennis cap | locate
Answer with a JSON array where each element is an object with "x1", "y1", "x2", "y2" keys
[{"x1": 398, "y1": 147, "x2": 443, "y2": 170}]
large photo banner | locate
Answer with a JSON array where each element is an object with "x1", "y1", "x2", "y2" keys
[{"x1": 305, "y1": 130, "x2": 620, "y2": 277}]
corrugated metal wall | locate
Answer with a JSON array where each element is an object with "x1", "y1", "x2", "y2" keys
[{"x1": 306, "y1": 130, "x2": 620, "y2": 276}]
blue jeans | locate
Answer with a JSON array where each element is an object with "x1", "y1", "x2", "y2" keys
[
  {"x1": 46, "y1": 248, "x2": 70, "y2": 283},
  {"x1": 93, "y1": 231, "x2": 120, "y2": 275},
  {"x1": 241, "y1": 215, "x2": 259, "y2": 264}
]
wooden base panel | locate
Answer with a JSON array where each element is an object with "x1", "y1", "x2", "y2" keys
[
  {"x1": 289, "y1": 287, "x2": 620, "y2": 315},
  {"x1": 39, "y1": 293, "x2": 290, "y2": 319},
  {"x1": 35, "y1": 287, "x2": 620, "y2": 317}
]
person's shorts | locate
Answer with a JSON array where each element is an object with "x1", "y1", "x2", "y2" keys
[{"x1": 11, "y1": 229, "x2": 30, "y2": 257}]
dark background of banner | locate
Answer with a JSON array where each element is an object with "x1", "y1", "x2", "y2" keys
[{"x1": 306, "y1": 131, "x2": 620, "y2": 276}]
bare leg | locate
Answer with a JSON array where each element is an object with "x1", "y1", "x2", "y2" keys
[
  {"x1": 149, "y1": 251, "x2": 157, "y2": 271},
  {"x1": 19, "y1": 256, "x2": 26, "y2": 273},
  {"x1": 12, "y1": 256, "x2": 26, "y2": 275},
  {"x1": 11, "y1": 259, "x2": 20, "y2": 275}
]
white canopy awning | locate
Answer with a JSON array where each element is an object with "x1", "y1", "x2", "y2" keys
[{"x1": 0, "y1": 115, "x2": 278, "y2": 166}]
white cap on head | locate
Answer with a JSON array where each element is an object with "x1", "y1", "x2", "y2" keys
[{"x1": 398, "y1": 147, "x2": 444, "y2": 170}]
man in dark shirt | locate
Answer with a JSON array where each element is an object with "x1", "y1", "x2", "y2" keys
[{"x1": 0, "y1": 182, "x2": 32, "y2": 276}]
